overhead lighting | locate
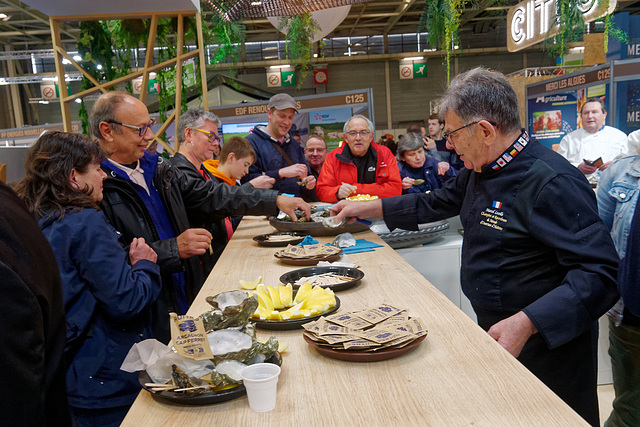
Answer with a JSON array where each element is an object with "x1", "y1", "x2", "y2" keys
[
  {"x1": 96, "y1": 64, "x2": 103, "y2": 70},
  {"x1": 313, "y1": 53, "x2": 318, "y2": 58},
  {"x1": 73, "y1": 55, "x2": 82, "y2": 61},
  {"x1": 403, "y1": 56, "x2": 424, "y2": 61},
  {"x1": 42, "y1": 76, "x2": 58, "y2": 81},
  {"x1": 39, "y1": 100, "x2": 49, "y2": 104},
  {"x1": 74, "y1": 98, "x2": 82, "y2": 104},
  {"x1": 423, "y1": 48, "x2": 436, "y2": 52},
  {"x1": 0, "y1": 78, "x2": 6, "y2": 85},
  {"x1": 62, "y1": 58, "x2": 71, "y2": 65},
  {"x1": 270, "y1": 65, "x2": 291, "y2": 69},
  {"x1": 0, "y1": 13, "x2": 8, "y2": 21}
]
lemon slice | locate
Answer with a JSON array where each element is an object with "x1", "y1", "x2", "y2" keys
[
  {"x1": 239, "y1": 276, "x2": 262, "y2": 290},
  {"x1": 278, "y1": 341, "x2": 289, "y2": 352}
]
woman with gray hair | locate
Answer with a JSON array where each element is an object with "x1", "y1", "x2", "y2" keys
[
  {"x1": 396, "y1": 132, "x2": 457, "y2": 194},
  {"x1": 169, "y1": 109, "x2": 274, "y2": 274}
]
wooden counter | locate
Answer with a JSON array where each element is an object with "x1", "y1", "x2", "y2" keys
[{"x1": 122, "y1": 217, "x2": 588, "y2": 426}]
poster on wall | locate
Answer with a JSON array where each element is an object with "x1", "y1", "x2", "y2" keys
[
  {"x1": 528, "y1": 84, "x2": 610, "y2": 148},
  {"x1": 626, "y1": 80, "x2": 640, "y2": 133},
  {"x1": 308, "y1": 108, "x2": 352, "y2": 151},
  {"x1": 528, "y1": 92, "x2": 578, "y2": 148}
]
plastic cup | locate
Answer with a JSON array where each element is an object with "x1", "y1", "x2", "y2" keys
[{"x1": 240, "y1": 363, "x2": 281, "y2": 412}]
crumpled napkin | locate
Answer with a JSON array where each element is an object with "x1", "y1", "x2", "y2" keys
[
  {"x1": 120, "y1": 339, "x2": 214, "y2": 384},
  {"x1": 297, "y1": 235, "x2": 318, "y2": 246}
]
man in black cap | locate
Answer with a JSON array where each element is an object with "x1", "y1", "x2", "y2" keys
[{"x1": 241, "y1": 93, "x2": 317, "y2": 200}]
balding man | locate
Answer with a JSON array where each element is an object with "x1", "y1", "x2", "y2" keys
[{"x1": 91, "y1": 92, "x2": 309, "y2": 342}]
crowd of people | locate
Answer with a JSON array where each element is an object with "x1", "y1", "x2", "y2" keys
[{"x1": 2, "y1": 70, "x2": 639, "y2": 426}]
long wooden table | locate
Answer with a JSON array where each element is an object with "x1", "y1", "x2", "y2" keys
[{"x1": 122, "y1": 217, "x2": 588, "y2": 426}]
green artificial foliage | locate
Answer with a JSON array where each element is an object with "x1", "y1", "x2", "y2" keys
[
  {"x1": 602, "y1": 0, "x2": 628, "y2": 53},
  {"x1": 280, "y1": 13, "x2": 319, "y2": 88},
  {"x1": 419, "y1": 0, "x2": 464, "y2": 84},
  {"x1": 210, "y1": 15, "x2": 245, "y2": 69},
  {"x1": 543, "y1": 0, "x2": 586, "y2": 60},
  {"x1": 76, "y1": 21, "x2": 117, "y2": 135},
  {"x1": 108, "y1": 19, "x2": 149, "y2": 93}
]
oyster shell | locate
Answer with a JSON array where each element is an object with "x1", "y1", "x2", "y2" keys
[
  {"x1": 208, "y1": 329, "x2": 253, "y2": 355},
  {"x1": 215, "y1": 360, "x2": 247, "y2": 382},
  {"x1": 201, "y1": 292, "x2": 259, "y2": 332}
]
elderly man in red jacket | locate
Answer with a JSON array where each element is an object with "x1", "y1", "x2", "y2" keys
[{"x1": 316, "y1": 115, "x2": 402, "y2": 202}]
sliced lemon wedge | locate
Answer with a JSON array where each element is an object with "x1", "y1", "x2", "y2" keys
[
  {"x1": 278, "y1": 341, "x2": 289, "y2": 352},
  {"x1": 239, "y1": 276, "x2": 262, "y2": 290}
]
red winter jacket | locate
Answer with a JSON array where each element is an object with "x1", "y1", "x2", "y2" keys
[{"x1": 316, "y1": 141, "x2": 402, "y2": 202}]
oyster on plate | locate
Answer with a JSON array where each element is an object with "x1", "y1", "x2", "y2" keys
[
  {"x1": 201, "y1": 291, "x2": 258, "y2": 332},
  {"x1": 164, "y1": 291, "x2": 280, "y2": 394}
]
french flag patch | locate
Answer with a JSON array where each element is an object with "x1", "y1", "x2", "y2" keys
[{"x1": 492, "y1": 201, "x2": 503, "y2": 209}]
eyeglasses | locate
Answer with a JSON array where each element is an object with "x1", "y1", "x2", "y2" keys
[
  {"x1": 194, "y1": 128, "x2": 221, "y2": 144},
  {"x1": 345, "y1": 130, "x2": 371, "y2": 138},
  {"x1": 107, "y1": 118, "x2": 155, "y2": 137},
  {"x1": 442, "y1": 120, "x2": 496, "y2": 142}
]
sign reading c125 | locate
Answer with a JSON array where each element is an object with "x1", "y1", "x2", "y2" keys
[{"x1": 507, "y1": 0, "x2": 616, "y2": 52}]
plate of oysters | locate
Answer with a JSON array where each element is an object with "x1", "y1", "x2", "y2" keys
[{"x1": 138, "y1": 291, "x2": 283, "y2": 404}]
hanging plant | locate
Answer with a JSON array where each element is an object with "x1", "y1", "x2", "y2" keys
[
  {"x1": 544, "y1": 0, "x2": 626, "y2": 60},
  {"x1": 76, "y1": 21, "x2": 116, "y2": 135},
  {"x1": 419, "y1": 0, "x2": 464, "y2": 84},
  {"x1": 108, "y1": 19, "x2": 150, "y2": 93},
  {"x1": 543, "y1": 0, "x2": 586, "y2": 60},
  {"x1": 279, "y1": 13, "x2": 319, "y2": 88}
]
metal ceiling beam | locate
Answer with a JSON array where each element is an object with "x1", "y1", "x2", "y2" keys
[
  {"x1": 0, "y1": 0, "x2": 77, "y2": 41},
  {"x1": 383, "y1": 0, "x2": 416, "y2": 34}
]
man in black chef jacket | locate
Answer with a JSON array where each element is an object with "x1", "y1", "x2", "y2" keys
[{"x1": 329, "y1": 67, "x2": 619, "y2": 427}]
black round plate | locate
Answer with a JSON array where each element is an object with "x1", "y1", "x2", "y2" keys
[
  {"x1": 253, "y1": 232, "x2": 306, "y2": 247},
  {"x1": 250, "y1": 296, "x2": 341, "y2": 330},
  {"x1": 279, "y1": 266, "x2": 364, "y2": 292},
  {"x1": 138, "y1": 352, "x2": 282, "y2": 405}
]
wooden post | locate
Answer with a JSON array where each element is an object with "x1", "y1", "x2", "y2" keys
[
  {"x1": 196, "y1": 12, "x2": 209, "y2": 111},
  {"x1": 49, "y1": 17, "x2": 72, "y2": 132}
]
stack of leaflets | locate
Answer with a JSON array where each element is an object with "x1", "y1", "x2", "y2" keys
[{"x1": 303, "y1": 303, "x2": 428, "y2": 352}]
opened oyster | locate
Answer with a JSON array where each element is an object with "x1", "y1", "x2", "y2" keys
[{"x1": 201, "y1": 291, "x2": 258, "y2": 332}]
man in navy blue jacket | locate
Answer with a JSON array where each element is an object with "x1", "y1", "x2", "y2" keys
[
  {"x1": 241, "y1": 93, "x2": 317, "y2": 200},
  {"x1": 330, "y1": 67, "x2": 619, "y2": 427}
]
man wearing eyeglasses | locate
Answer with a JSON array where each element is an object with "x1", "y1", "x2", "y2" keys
[
  {"x1": 315, "y1": 114, "x2": 402, "y2": 202},
  {"x1": 90, "y1": 91, "x2": 310, "y2": 343},
  {"x1": 241, "y1": 93, "x2": 317, "y2": 200},
  {"x1": 329, "y1": 68, "x2": 619, "y2": 426}
]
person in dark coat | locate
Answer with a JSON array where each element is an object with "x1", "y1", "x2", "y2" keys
[
  {"x1": 90, "y1": 92, "x2": 309, "y2": 342},
  {"x1": 170, "y1": 109, "x2": 274, "y2": 274},
  {"x1": 329, "y1": 67, "x2": 620, "y2": 427},
  {"x1": 0, "y1": 181, "x2": 72, "y2": 426},
  {"x1": 396, "y1": 132, "x2": 457, "y2": 194},
  {"x1": 15, "y1": 131, "x2": 161, "y2": 427}
]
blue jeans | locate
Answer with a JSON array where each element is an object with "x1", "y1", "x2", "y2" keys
[{"x1": 605, "y1": 318, "x2": 640, "y2": 427}]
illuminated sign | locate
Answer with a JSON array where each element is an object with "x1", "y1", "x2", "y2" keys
[{"x1": 507, "y1": 0, "x2": 616, "y2": 52}]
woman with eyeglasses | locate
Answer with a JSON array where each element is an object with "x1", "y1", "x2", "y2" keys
[
  {"x1": 170, "y1": 109, "x2": 275, "y2": 274},
  {"x1": 15, "y1": 131, "x2": 161, "y2": 427}
]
